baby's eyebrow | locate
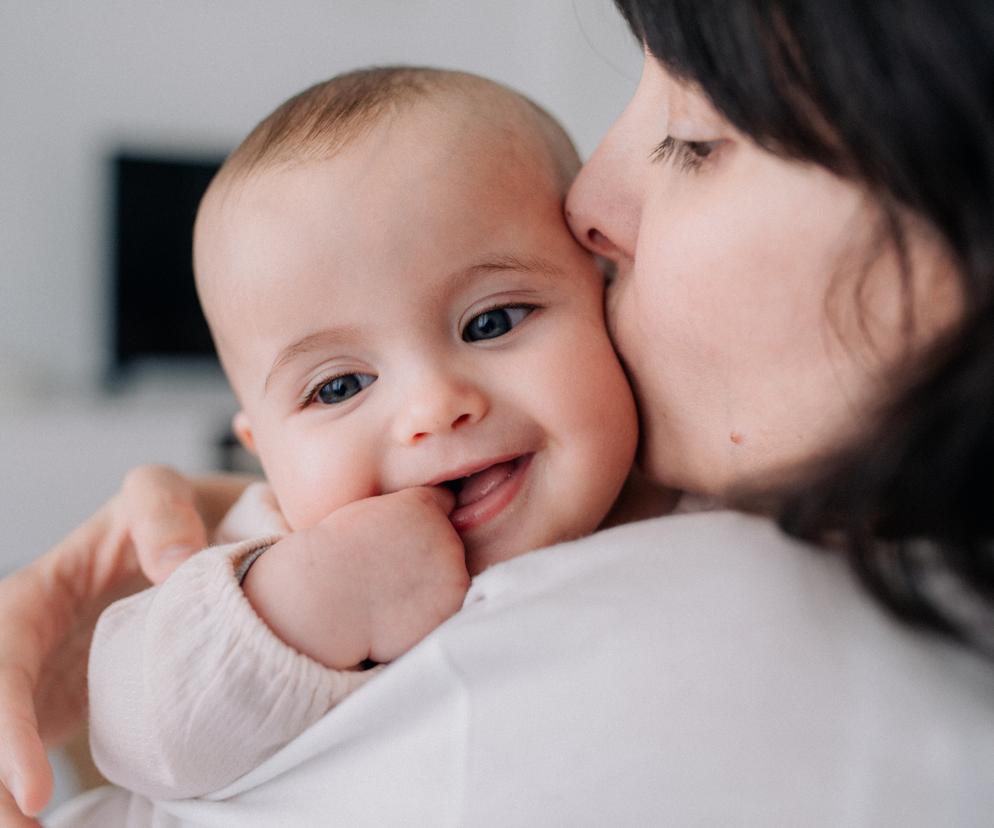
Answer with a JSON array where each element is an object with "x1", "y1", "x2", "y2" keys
[
  {"x1": 265, "y1": 326, "x2": 362, "y2": 394},
  {"x1": 455, "y1": 255, "x2": 565, "y2": 282}
]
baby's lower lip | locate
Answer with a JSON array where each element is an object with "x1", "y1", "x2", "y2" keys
[{"x1": 449, "y1": 454, "x2": 532, "y2": 533}]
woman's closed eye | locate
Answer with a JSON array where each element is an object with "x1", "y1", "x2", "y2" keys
[
  {"x1": 462, "y1": 305, "x2": 535, "y2": 343},
  {"x1": 305, "y1": 372, "x2": 377, "y2": 407},
  {"x1": 650, "y1": 136, "x2": 722, "y2": 172}
]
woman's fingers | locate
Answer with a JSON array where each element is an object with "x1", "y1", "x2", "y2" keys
[
  {"x1": 0, "y1": 783, "x2": 42, "y2": 827},
  {"x1": 0, "y1": 488, "x2": 150, "y2": 820},
  {"x1": 0, "y1": 707, "x2": 51, "y2": 817},
  {"x1": 0, "y1": 632, "x2": 52, "y2": 817},
  {"x1": 121, "y1": 465, "x2": 209, "y2": 584},
  {"x1": 0, "y1": 466, "x2": 248, "y2": 818}
]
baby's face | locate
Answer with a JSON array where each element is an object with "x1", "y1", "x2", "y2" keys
[{"x1": 197, "y1": 99, "x2": 637, "y2": 574}]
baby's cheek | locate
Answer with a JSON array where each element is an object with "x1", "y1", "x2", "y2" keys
[
  {"x1": 533, "y1": 333, "x2": 638, "y2": 540},
  {"x1": 547, "y1": 331, "x2": 638, "y2": 471},
  {"x1": 581, "y1": 323, "x2": 636, "y2": 417},
  {"x1": 586, "y1": 348, "x2": 639, "y2": 465},
  {"x1": 266, "y1": 438, "x2": 380, "y2": 531}
]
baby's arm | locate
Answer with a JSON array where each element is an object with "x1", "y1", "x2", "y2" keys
[
  {"x1": 87, "y1": 486, "x2": 468, "y2": 801},
  {"x1": 87, "y1": 537, "x2": 373, "y2": 801}
]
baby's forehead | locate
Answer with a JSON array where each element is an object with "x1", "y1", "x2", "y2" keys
[
  {"x1": 208, "y1": 104, "x2": 566, "y2": 251},
  {"x1": 225, "y1": 76, "x2": 576, "y2": 202}
]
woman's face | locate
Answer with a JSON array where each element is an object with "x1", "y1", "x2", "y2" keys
[{"x1": 566, "y1": 56, "x2": 958, "y2": 496}]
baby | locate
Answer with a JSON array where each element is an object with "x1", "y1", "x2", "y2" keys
[{"x1": 71, "y1": 66, "x2": 671, "y2": 814}]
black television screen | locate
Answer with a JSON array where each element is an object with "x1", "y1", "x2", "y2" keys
[{"x1": 111, "y1": 152, "x2": 226, "y2": 375}]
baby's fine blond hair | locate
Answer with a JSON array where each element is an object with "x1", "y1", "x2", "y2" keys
[{"x1": 216, "y1": 66, "x2": 579, "y2": 192}]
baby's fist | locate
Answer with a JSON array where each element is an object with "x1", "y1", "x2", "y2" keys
[
  {"x1": 335, "y1": 486, "x2": 469, "y2": 663},
  {"x1": 244, "y1": 486, "x2": 468, "y2": 669}
]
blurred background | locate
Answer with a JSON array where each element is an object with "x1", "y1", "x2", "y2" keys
[{"x1": 1, "y1": 0, "x2": 640, "y2": 809}]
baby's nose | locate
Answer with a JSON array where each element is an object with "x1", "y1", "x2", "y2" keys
[{"x1": 392, "y1": 372, "x2": 489, "y2": 445}]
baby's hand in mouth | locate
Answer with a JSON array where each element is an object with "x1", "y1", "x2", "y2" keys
[{"x1": 244, "y1": 486, "x2": 469, "y2": 669}]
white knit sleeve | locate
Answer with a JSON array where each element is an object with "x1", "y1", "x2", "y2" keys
[{"x1": 88, "y1": 538, "x2": 380, "y2": 801}]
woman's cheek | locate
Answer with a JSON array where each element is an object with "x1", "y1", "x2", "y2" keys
[
  {"x1": 604, "y1": 274, "x2": 650, "y2": 399},
  {"x1": 603, "y1": 266, "x2": 693, "y2": 486}
]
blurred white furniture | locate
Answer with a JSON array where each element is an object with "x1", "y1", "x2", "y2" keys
[{"x1": 0, "y1": 372, "x2": 237, "y2": 576}]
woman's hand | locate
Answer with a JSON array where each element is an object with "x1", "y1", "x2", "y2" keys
[
  {"x1": 0, "y1": 466, "x2": 248, "y2": 818},
  {"x1": 0, "y1": 498, "x2": 143, "y2": 819}
]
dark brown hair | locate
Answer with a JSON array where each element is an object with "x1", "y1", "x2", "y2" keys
[{"x1": 615, "y1": 0, "x2": 994, "y2": 652}]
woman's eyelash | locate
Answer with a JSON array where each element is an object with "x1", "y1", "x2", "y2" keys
[{"x1": 649, "y1": 136, "x2": 718, "y2": 172}]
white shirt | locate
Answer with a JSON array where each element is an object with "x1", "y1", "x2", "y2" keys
[{"x1": 48, "y1": 511, "x2": 994, "y2": 827}]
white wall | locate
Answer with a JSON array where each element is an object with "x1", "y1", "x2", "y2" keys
[
  {"x1": 0, "y1": 1, "x2": 642, "y2": 572},
  {"x1": 0, "y1": 0, "x2": 641, "y2": 392}
]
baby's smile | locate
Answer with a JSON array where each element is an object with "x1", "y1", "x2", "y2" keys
[{"x1": 435, "y1": 453, "x2": 534, "y2": 534}]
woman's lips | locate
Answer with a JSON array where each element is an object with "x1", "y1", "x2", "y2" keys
[{"x1": 448, "y1": 454, "x2": 532, "y2": 533}]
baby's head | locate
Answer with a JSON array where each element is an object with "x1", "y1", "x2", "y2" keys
[{"x1": 194, "y1": 67, "x2": 637, "y2": 574}]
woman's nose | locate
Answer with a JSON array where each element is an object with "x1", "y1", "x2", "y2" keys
[
  {"x1": 392, "y1": 370, "x2": 489, "y2": 446},
  {"x1": 565, "y1": 105, "x2": 644, "y2": 266}
]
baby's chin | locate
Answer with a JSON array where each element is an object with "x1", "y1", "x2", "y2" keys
[
  {"x1": 464, "y1": 541, "x2": 529, "y2": 577},
  {"x1": 461, "y1": 518, "x2": 597, "y2": 577}
]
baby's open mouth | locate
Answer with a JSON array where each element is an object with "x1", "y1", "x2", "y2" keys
[{"x1": 441, "y1": 455, "x2": 528, "y2": 509}]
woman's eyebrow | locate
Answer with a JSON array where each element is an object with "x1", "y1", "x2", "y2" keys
[{"x1": 265, "y1": 326, "x2": 362, "y2": 394}]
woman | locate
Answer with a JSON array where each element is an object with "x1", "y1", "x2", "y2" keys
[{"x1": 2, "y1": 1, "x2": 992, "y2": 824}]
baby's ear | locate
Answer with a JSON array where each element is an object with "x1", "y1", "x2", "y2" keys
[{"x1": 232, "y1": 411, "x2": 258, "y2": 455}]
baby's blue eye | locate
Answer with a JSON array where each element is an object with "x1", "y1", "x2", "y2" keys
[
  {"x1": 315, "y1": 373, "x2": 376, "y2": 405},
  {"x1": 462, "y1": 306, "x2": 533, "y2": 342}
]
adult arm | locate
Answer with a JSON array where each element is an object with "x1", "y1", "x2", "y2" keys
[{"x1": 0, "y1": 466, "x2": 250, "y2": 819}]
